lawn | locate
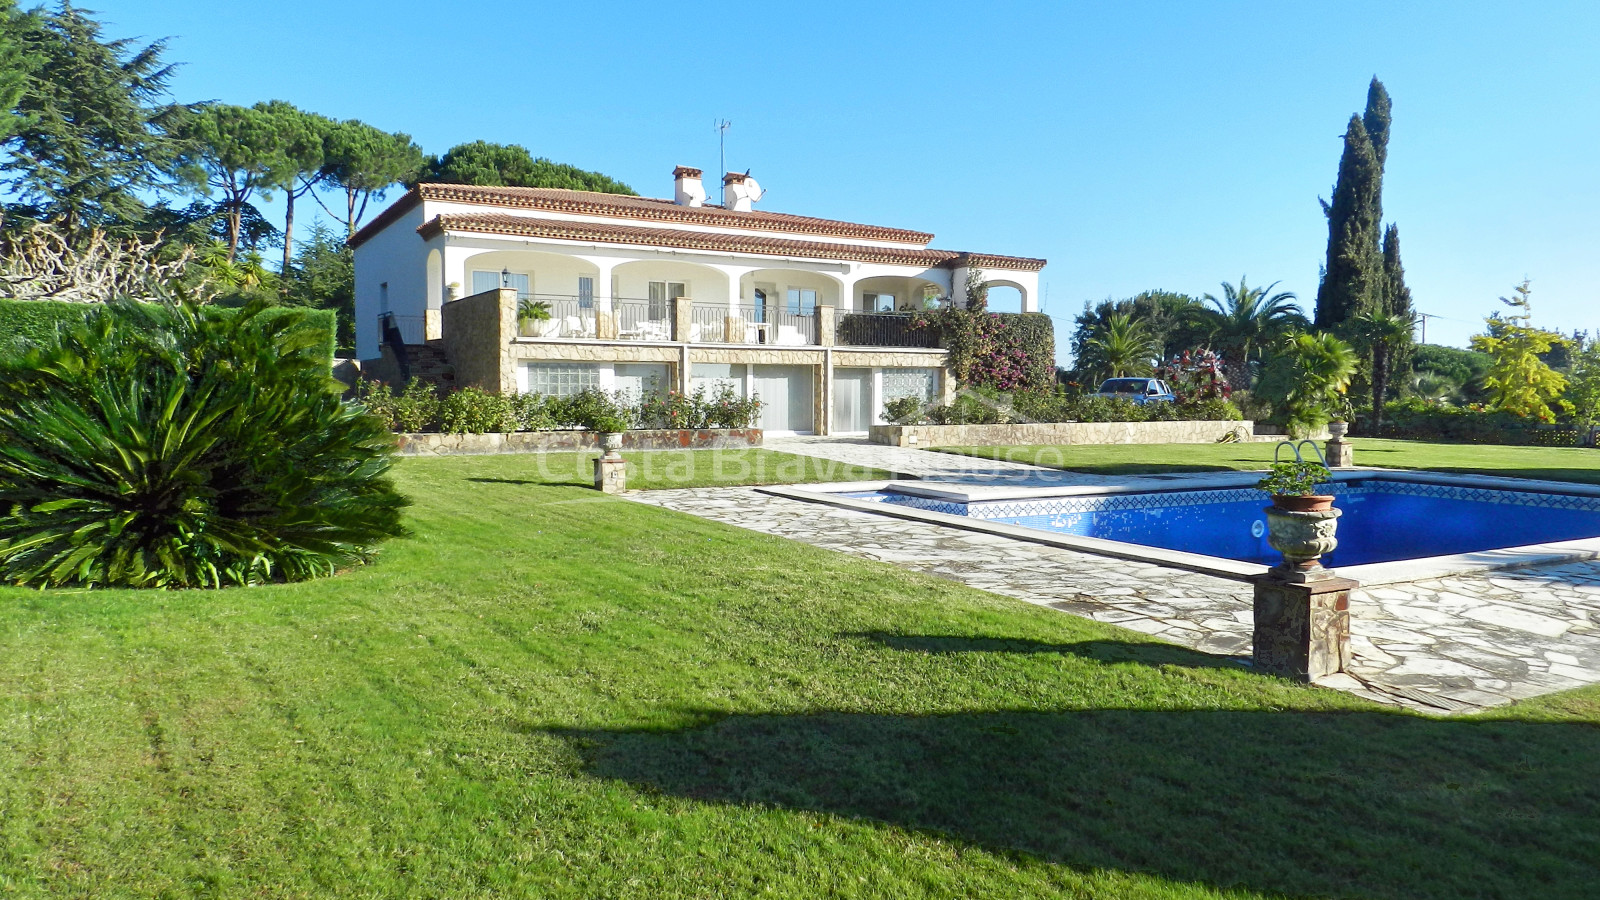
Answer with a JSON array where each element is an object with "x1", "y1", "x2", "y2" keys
[
  {"x1": 936, "y1": 437, "x2": 1600, "y2": 483},
  {"x1": 2, "y1": 451, "x2": 1600, "y2": 898},
  {"x1": 476, "y1": 447, "x2": 895, "y2": 490}
]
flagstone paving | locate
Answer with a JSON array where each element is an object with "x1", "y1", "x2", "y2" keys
[{"x1": 633, "y1": 483, "x2": 1600, "y2": 714}]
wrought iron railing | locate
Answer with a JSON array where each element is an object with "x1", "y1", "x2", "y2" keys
[
  {"x1": 833, "y1": 310, "x2": 939, "y2": 348},
  {"x1": 688, "y1": 303, "x2": 816, "y2": 345}
]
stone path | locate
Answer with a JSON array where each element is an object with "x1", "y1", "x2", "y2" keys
[{"x1": 632, "y1": 482, "x2": 1600, "y2": 714}]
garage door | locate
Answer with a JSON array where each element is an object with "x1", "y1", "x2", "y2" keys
[
  {"x1": 832, "y1": 368, "x2": 871, "y2": 433},
  {"x1": 752, "y1": 365, "x2": 814, "y2": 434}
]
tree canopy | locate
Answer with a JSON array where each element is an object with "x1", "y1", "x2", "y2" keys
[
  {"x1": 1314, "y1": 78, "x2": 1392, "y2": 330},
  {"x1": 2, "y1": 2, "x2": 187, "y2": 237},
  {"x1": 420, "y1": 141, "x2": 635, "y2": 194},
  {"x1": 317, "y1": 119, "x2": 424, "y2": 235}
]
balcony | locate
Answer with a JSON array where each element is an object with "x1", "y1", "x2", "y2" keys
[
  {"x1": 833, "y1": 310, "x2": 940, "y2": 348},
  {"x1": 515, "y1": 294, "x2": 673, "y2": 342},
  {"x1": 688, "y1": 303, "x2": 817, "y2": 346}
]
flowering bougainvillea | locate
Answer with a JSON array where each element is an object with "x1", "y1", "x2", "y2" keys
[
  {"x1": 1156, "y1": 348, "x2": 1232, "y2": 402},
  {"x1": 912, "y1": 307, "x2": 1055, "y2": 393}
]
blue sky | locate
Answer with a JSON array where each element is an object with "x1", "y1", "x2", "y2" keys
[{"x1": 88, "y1": 0, "x2": 1600, "y2": 359}]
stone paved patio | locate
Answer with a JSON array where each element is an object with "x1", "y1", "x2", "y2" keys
[{"x1": 633, "y1": 438, "x2": 1600, "y2": 713}]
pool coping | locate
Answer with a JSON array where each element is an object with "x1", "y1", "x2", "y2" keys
[{"x1": 761, "y1": 469, "x2": 1600, "y2": 586}]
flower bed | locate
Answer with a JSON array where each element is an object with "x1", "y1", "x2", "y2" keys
[{"x1": 395, "y1": 428, "x2": 763, "y2": 457}]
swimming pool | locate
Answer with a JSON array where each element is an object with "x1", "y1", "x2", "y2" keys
[{"x1": 844, "y1": 479, "x2": 1600, "y2": 568}]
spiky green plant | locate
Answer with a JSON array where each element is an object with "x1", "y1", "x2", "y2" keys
[{"x1": 0, "y1": 297, "x2": 407, "y2": 588}]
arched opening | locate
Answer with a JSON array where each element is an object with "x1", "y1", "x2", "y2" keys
[
  {"x1": 853, "y1": 274, "x2": 945, "y2": 313},
  {"x1": 982, "y1": 280, "x2": 1026, "y2": 314},
  {"x1": 426, "y1": 250, "x2": 443, "y2": 310}
]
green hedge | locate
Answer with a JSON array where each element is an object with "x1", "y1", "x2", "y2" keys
[{"x1": 0, "y1": 300, "x2": 338, "y2": 366}]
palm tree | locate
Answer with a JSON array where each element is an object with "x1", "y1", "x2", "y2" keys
[
  {"x1": 1197, "y1": 277, "x2": 1308, "y2": 377},
  {"x1": 1353, "y1": 310, "x2": 1416, "y2": 433},
  {"x1": 1282, "y1": 330, "x2": 1359, "y2": 437},
  {"x1": 1084, "y1": 312, "x2": 1160, "y2": 379}
]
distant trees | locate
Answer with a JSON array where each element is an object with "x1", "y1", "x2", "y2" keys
[
  {"x1": 420, "y1": 141, "x2": 635, "y2": 194},
  {"x1": 1081, "y1": 312, "x2": 1159, "y2": 379},
  {"x1": 316, "y1": 120, "x2": 425, "y2": 236}
]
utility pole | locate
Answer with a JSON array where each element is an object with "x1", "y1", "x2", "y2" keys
[
  {"x1": 1417, "y1": 312, "x2": 1444, "y2": 345},
  {"x1": 715, "y1": 119, "x2": 731, "y2": 206}
]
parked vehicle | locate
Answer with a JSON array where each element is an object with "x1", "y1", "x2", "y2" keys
[{"x1": 1091, "y1": 377, "x2": 1176, "y2": 405}]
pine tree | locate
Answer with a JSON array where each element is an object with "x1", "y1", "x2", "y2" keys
[
  {"x1": 1314, "y1": 78, "x2": 1393, "y2": 330},
  {"x1": 2, "y1": 4, "x2": 184, "y2": 238}
]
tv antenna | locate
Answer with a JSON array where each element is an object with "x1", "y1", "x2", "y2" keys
[{"x1": 715, "y1": 119, "x2": 731, "y2": 206}]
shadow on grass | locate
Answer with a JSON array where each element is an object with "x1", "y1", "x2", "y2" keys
[
  {"x1": 550, "y1": 634, "x2": 1600, "y2": 898},
  {"x1": 846, "y1": 631, "x2": 1238, "y2": 670},
  {"x1": 557, "y1": 702, "x2": 1600, "y2": 900}
]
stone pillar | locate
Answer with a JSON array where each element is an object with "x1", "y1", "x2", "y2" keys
[
  {"x1": 593, "y1": 456, "x2": 627, "y2": 493},
  {"x1": 817, "y1": 304, "x2": 836, "y2": 347},
  {"x1": 1325, "y1": 438, "x2": 1354, "y2": 467},
  {"x1": 1251, "y1": 574, "x2": 1354, "y2": 682},
  {"x1": 673, "y1": 297, "x2": 693, "y2": 343}
]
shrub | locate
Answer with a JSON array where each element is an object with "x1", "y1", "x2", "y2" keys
[
  {"x1": 883, "y1": 396, "x2": 926, "y2": 425},
  {"x1": 355, "y1": 378, "x2": 440, "y2": 433},
  {"x1": 439, "y1": 386, "x2": 517, "y2": 434},
  {"x1": 912, "y1": 307, "x2": 1055, "y2": 392},
  {"x1": 0, "y1": 298, "x2": 406, "y2": 588},
  {"x1": 510, "y1": 392, "x2": 558, "y2": 431}
]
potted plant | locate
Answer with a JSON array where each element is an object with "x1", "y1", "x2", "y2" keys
[
  {"x1": 517, "y1": 297, "x2": 552, "y2": 337},
  {"x1": 589, "y1": 413, "x2": 630, "y2": 458},
  {"x1": 1257, "y1": 459, "x2": 1341, "y2": 577},
  {"x1": 1257, "y1": 460, "x2": 1333, "y2": 511}
]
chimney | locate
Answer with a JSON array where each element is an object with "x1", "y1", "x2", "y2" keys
[
  {"x1": 673, "y1": 166, "x2": 706, "y2": 207},
  {"x1": 722, "y1": 171, "x2": 764, "y2": 212}
]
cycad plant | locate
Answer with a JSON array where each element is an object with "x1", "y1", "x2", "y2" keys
[{"x1": 0, "y1": 297, "x2": 408, "y2": 588}]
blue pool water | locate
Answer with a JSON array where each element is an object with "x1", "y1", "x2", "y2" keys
[{"x1": 848, "y1": 480, "x2": 1600, "y2": 567}]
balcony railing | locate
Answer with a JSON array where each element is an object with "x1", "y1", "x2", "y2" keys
[
  {"x1": 834, "y1": 310, "x2": 940, "y2": 348},
  {"x1": 514, "y1": 294, "x2": 674, "y2": 341},
  {"x1": 378, "y1": 312, "x2": 427, "y2": 345},
  {"x1": 689, "y1": 303, "x2": 817, "y2": 345}
]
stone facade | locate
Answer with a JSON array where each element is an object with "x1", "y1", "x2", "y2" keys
[
  {"x1": 869, "y1": 420, "x2": 1255, "y2": 447},
  {"x1": 394, "y1": 428, "x2": 763, "y2": 457},
  {"x1": 441, "y1": 287, "x2": 516, "y2": 393}
]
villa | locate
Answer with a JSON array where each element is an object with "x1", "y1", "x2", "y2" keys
[{"x1": 350, "y1": 167, "x2": 1046, "y2": 435}]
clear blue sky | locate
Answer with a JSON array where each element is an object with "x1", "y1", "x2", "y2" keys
[{"x1": 89, "y1": 0, "x2": 1600, "y2": 359}]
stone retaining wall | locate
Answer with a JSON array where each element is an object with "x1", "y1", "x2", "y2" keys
[
  {"x1": 395, "y1": 428, "x2": 762, "y2": 456},
  {"x1": 868, "y1": 420, "x2": 1254, "y2": 447}
]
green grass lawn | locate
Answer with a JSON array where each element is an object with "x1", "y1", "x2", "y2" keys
[
  {"x1": 481, "y1": 447, "x2": 894, "y2": 490},
  {"x1": 3, "y1": 452, "x2": 1600, "y2": 898},
  {"x1": 936, "y1": 437, "x2": 1600, "y2": 483}
]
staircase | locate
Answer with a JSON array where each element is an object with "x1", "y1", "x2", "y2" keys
[{"x1": 406, "y1": 341, "x2": 456, "y2": 390}]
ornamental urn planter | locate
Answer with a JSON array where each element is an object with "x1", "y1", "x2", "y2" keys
[
  {"x1": 600, "y1": 432, "x2": 625, "y2": 460},
  {"x1": 1328, "y1": 420, "x2": 1349, "y2": 440},
  {"x1": 1263, "y1": 502, "x2": 1342, "y2": 580}
]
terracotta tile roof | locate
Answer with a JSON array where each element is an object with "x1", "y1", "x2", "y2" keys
[
  {"x1": 414, "y1": 213, "x2": 1047, "y2": 272},
  {"x1": 348, "y1": 182, "x2": 936, "y2": 249}
]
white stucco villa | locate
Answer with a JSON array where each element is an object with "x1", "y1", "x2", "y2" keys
[{"x1": 350, "y1": 167, "x2": 1046, "y2": 435}]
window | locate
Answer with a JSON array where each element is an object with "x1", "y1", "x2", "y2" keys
[
  {"x1": 578, "y1": 276, "x2": 594, "y2": 309},
  {"x1": 615, "y1": 364, "x2": 670, "y2": 402},
  {"x1": 522, "y1": 363, "x2": 600, "y2": 397},
  {"x1": 786, "y1": 287, "x2": 817, "y2": 316},
  {"x1": 882, "y1": 368, "x2": 940, "y2": 405},
  {"x1": 865, "y1": 292, "x2": 895, "y2": 312},
  {"x1": 649, "y1": 281, "x2": 685, "y2": 320},
  {"x1": 472, "y1": 270, "x2": 529, "y2": 298},
  {"x1": 379, "y1": 282, "x2": 389, "y2": 314},
  {"x1": 753, "y1": 288, "x2": 768, "y2": 324}
]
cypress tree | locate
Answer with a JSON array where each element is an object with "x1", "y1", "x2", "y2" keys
[
  {"x1": 1381, "y1": 222, "x2": 1416, "y2": 384},
  {"x1": 1314, "y1": 78, "x2": 1392, "y2": 329}
]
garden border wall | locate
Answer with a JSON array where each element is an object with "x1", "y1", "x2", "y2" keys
[
  {"x1": 868, "y1": 420, "x2": 1255, "y2": 447},
  {"x1": 395, "y1": 428, "x2": 762, "y2": 456}
]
